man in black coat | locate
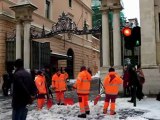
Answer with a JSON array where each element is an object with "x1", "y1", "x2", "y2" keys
[
  {"x1": 12, "y1": 59, "x2": 36, "y2": 120},
  {"x1": 128, "y1": 66, "x2": 140, "y2": 103}
]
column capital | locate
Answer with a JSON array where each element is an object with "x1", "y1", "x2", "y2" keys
[
  {"x1": 10, "y1": 2, "x2": 37, "y2": 22},
  {"x1": 100, "y1": 6, "x2": 111, "y2": 12},
  {"x1": 110, "y1": 4, "x2": 123, "y2": 11}
]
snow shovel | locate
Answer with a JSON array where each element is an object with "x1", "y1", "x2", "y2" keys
[
  {"x1": 64, "y1": 98, "x2": 74, "y2": 105},
  {"x1": 47, "y1": 98, "x2": 53, "y2": 109},
  {"x1": 94, "y1": 92, "x2": 104, "y2": 105},
  {"x1": 45, "y1": 82, "x2": 53, "y2": 109},
  {"x1": 64, "y1": 83, "x2": 74, "y2": 105},
  {"x1": 94, "y1": 79, "x2": 105, "y2": 105}
]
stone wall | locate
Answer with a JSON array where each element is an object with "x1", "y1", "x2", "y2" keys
[
  {"x1": 0, "y1": 19, "x2": 15, "y2": 87},
  {"x1": 142, "y1": 67, "x2": 160, "y2": 94},
  {"x1": 33, "y1": 34, "x2": 100, "y2": 78}
]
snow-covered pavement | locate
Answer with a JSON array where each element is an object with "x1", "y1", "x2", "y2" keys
[{"x1": 0, "y1": 94, "x2": 160, "y2": 120}]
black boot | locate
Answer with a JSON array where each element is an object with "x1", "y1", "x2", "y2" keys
[
  {"x1": 110, "y1": 111, "x2": 116, "y2": 115},
  {"x1": 61, "y1": 103, "x2": 65, "y2": 105},
  {"x1": 128, "y1": 99, "x2": 133, "y2": 103},
  {"x1": 78, "y1": 114, "x2": 86, "y2": 118},
  {"x1": 86, "y1": 111, "x2": 90, "y2": 115}
]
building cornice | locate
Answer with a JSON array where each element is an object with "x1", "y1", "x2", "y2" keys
[
  {"x1": 0, "y1": 0, "x2": 16, "y2": 5},
  {"x1": 0, "y1": 13, "x2": 15, "y2": 23},
  {"x1": 75, "y1": 0, "x2": 93, "y2": 13}
]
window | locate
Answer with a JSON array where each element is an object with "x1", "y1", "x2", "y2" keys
[
  {"x1": 45, "y1": 0, "x2": 50, "y2": 19},
  {"x1": 69, "y1": 0, "x2": 72, "y2": 8}
]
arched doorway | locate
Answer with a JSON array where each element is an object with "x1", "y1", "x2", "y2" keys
[{"x1": 67, "y1": 48, "x2": 74, "y2": 79}]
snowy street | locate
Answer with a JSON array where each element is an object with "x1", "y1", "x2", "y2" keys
[{"x1": 0, "y1": 93, "x2": 160, "y2": 120}]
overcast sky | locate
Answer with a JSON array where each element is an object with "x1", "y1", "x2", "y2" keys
[{"x1": 122, "y1": 0, "x2": 140, "y2": 23}]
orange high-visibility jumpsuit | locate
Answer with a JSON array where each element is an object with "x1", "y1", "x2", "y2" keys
[
  {"x1": 34, "y1": 75, "x2": 47, "y2": 110},
  {"x1": 103, "y1": 72, "x2": 123, "y2": 115},
  {"x1": 73, "y1": 70, "x2": 92, "y2": 114},
  {"x1": 52, "y1": 73, "x2": 66, "y2": 104}
]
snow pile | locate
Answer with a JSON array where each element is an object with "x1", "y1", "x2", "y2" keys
[{"x1": 26, "y1": 98, "x2": 160, "y2": 120}]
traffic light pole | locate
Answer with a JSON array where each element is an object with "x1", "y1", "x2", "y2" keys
[{"x1": 131, "y1": 47, "x2": 136, "y2": 107}]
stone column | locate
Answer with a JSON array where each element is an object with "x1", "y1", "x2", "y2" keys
[
  {"x1": 113, "y1": 9, "x2": 121, "y2": 67},
  {"x1": 23, "y1": 21, "x2": 31, "y2": 70},
  {"x1": 102, "y1": 10, "x2": 110, "y2": 67},
  {"x1": 16, "y1": 21, "x2": 22, "y2": 59},
  {"x1": 10, "y1": 2, "x2": 37, "y2": 70}
]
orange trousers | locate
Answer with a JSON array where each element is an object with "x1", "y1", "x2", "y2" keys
[
  {"x1": 103, "y1": 94, "x2": 117, "y2": 113},
  {"x1": 37, "y1": 94, "x2": 46, "y2": 110},
  {"x1": 78, "y1": 95, "x2": 89, "y2": 114},
  {"x1": 55, "y1": 91, "x2": 65, "y2": 104},
  {"x1": 37, "y1": 98, "x2": 45, "y2": 110}
]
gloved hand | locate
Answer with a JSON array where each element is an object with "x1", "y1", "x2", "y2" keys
[{"x1": 72, "y1": 87, "x2": 76, "y2": 91}]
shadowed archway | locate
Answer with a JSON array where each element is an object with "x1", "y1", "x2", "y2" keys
[{"x1": 67, "y1": 48, "x2": 74, "y2": 79}]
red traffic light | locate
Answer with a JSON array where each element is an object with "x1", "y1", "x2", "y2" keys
[{"x1": 122, "y1": 27, "x2": 132, "y2": 37}]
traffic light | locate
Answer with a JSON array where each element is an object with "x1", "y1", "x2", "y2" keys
[
  {"x1": 122, "y1": 27, "x2": 135, "y2": 50},
  {"x1": 132, "y1": 26, "x2": 141, "y2": 46}
]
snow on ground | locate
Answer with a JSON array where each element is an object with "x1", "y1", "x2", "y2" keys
[
  {"x1": 25, "y1": 98, "x2": 160, "y2": 120},
  {"x1": 0, "y1": 96, "x2": 160, "y2": 120}
]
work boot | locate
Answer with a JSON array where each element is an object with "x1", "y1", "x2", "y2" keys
[
  {"x1": 128, "y1": 100, "x2": 133, "y2": 103},
  {"x1": 110, "y1": 111, "x2": 116, "y2": 115},
  {"x1": 61, "y1": 103, "x2": 65, "y2": 105},
  {"x1": 103, "y1": 109, "x2": 107, "y2": 114},
  {"x1": 78, "y1": 114, "x2": 86, "y2": 118},
  {"x1": 85, "y1": 111, "x2": 90, "y2": 115}
]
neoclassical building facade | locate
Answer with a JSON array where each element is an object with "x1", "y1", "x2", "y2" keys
[
  {"x1": 0, "y1": 0, "x2": 100, "y2": 87},
  {"x1": 140, "y1": 0, "x2": 160, "y2": 94}
]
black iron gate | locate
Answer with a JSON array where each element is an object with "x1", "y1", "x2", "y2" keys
[
  {"x1": 6, "y1": 36, "x2": 50, "y2": 70},
  {"x1": 6, "y1": 12, "x2": 101, "y2": 74},
  {"x1": 31, "y1": 41, "x2": 50, "y2": 70}
]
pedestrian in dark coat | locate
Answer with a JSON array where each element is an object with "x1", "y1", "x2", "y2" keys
[
  {"x1": 12, "y1": 59, "x2": 36, "y2": 120},
  {"x1": 44, "y1": 66, "x2": 53, "y2": 99},
  {"x1": 122, "y1": 66, "x2": 130, "y2": 97},
  {"x1": 136, "y1": 65, "x2": 145, "y2": 100},
  {"x1": 128, "y1": 66, "x2": 140, "y2": 103}
]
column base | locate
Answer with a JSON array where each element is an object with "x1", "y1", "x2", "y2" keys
[{"x1": 141, "y1": 65, "x2": 160, "y2": 95}]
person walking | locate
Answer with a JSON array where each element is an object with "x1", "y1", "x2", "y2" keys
[
  {"x1": 73, "y1": 66, "x2": 92, "y2": 118},
  {"x1": 44, "y1": 66, "x2": 53, "y2": 99},
  {"x1": 103, "y1": 68, "x2": 123, "y2": 115},
  {"x1": 128, "y1": 66, "x2": 140, "y2": 103},
  {"x1": 34, "y1": 70, "x2": 47, "y2": 110},
  {"x1": 136, "y1": 65, "x2": 145, "y2": 100},
  {"x1": 12, "y1": 59, "x2": 36, "y2": 120},
  {"x1": 2, "y1": 71, "x2": 10, "y2": 96},
  {"x1": 122, "y1": 66, "x2": 130, "y2": 97},
  {"x1": 51, "y1": 68, "x2": 66, "y2": 105}
]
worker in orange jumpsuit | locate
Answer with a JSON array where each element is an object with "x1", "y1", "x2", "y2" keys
[
  {"x1": 34, "y1": 70, "x2": 47, "y2": 110},
  {"x1": 103, "y1": 68, "x2": 123, "y2": 115},
  {"x1": 73, "y1": 66, "x2": 92, "y2": 118},
  {"x1": 51, "y1": 69, "x2": 66, "y2": 105}
]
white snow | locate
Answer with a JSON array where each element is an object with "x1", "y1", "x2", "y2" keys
[
  {"x1": 0, "y1": 96, "x2": 160, "y2": 120},
  {"x1": 25, "y1": 98, "x2": 160, "y2": 120}
]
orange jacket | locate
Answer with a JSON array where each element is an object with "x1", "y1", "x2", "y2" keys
[
  {"x1": 52, "y1": 73, "x2": 66, "y2": 92},
  {"x1": 34, "y1": 75, "x2": 47, "y2": 94},
  {"x1": 103, "y1": 72, "x2": 123, "y2": 95},
  {"x1": 73, "y1": 70, "x2": 92, "y2": 95}
]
